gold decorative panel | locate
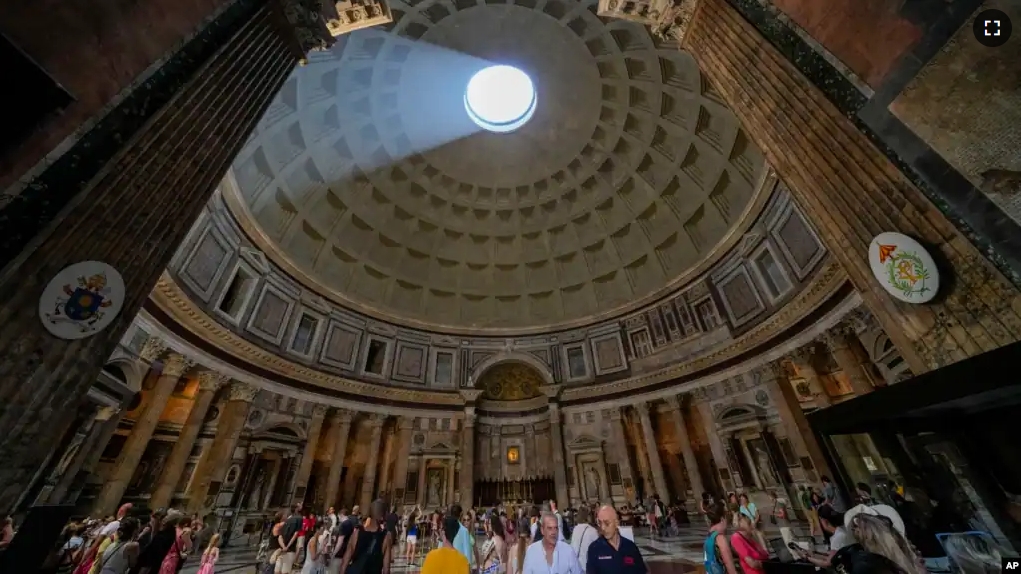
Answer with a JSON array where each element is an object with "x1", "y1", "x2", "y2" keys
[{"x1": 476, "y1": 362, "x2": 544, "y2": 401}]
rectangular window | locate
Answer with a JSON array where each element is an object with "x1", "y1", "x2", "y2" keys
[
  {"x1": 755, "y1": 248, "x2": 791, "y2": 298},
  {"x1": 218, "y1": 268, "x2": 254, "y2": 320},
  {"x1": 290, "y1": 313, "x2": 318, "y2": 355},
  {"x1": 567, "y1": 347, "x2": 587, "y2": 379},
  {"x1": 364, "y1": 339, "x2": 388, "y2": 375}
]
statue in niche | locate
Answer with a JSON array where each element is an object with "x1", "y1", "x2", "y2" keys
[
  {"x1": 427, "y1": 470, "x2": 442, "y2": 506},
  {"x1": 248, "y1": 466, "x2": 267, "y2": 509},
  {"x1": 585, "y1": 466, "x2": 601, "y2": 500},
  {"x1": 750, "y1": 441, "x2": 780, "y2": 487}
]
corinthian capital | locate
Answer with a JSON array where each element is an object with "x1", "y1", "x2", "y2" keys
[
  {"x1": 161, "y1": 353, "x2": 195, "y2": 378},
  {"x1": 196, "y1": 371, "x2": 229, "y2": 392},
  {"x1": 228, "y1": 382, "x2": 260, "y2": 402},
  {"x1": 311, "y1": 404, "x2": 330, "y2": 418},
  {"x1": 138, "y1": 337, "x2": 168, "y2": 362}
]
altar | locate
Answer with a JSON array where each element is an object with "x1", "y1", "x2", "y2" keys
[{"x1": 474, "y1": 476, "x2": 555, "y2": 507}]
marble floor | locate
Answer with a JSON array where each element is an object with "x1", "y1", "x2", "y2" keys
[{"x1": 185, "y1": 524, "x2": 802, "y2": 574}]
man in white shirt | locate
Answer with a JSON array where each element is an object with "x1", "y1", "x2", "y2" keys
[
  {"x1": 327, "y1": 507, "x2": 338, "y2": 531},
  {"x1": 523, "y1": 512, "x2": 582, "y2": 574},
  {"x1": 799, "y1": 505, "x2": 856, "y2": 569}
]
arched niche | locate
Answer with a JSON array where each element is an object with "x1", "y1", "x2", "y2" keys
[
  {"x1": 474, "y1": 360, "x2": 549, "y2": 402},
  {"x1": 469, "y1": 352, "x2": 555, "y2": 389}
]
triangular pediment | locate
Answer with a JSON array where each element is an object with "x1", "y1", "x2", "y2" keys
[{"x1": 428, "y1": 442, "x2": 453, "y2": 451}]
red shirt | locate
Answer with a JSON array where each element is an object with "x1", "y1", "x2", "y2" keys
[
  {"x1": 730, "y1": 531, "x2": 769, "y2": 574},
  {"x1": 300, "y1": 516, "x2": 315, "y2": 536}
]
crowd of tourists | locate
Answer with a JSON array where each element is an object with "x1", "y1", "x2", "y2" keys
[{"x1": 40, "y1": 503, "x2": 222, "y2": 574}]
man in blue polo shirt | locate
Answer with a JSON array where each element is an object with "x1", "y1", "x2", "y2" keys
[{"x1": 586, "y1": 505, "x2": 649, "y2": 574}]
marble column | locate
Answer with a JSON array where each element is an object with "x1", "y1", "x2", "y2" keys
[
  {"x1": 460, "y1": 409, "x2": 475, "y2": 507},
  {"x1": 635, "y1": 402, "x2": 670, "y2": 500},
  {"x1": 324, "y1": 410, "x2": 353, "y2": 510},
  {"x1": 376, "y1": 425, "x2": 396, "y2": 497},
  {"x1": 820, "y1": 327, "x2": 875, "y2": 396},
  {"x1": 416, "y1": 456, "x2": 428, "y2": 507},
  {"x1": 359, "y1": 416, "x2": 384, "y2": 509},
  {"x1": 292, "y1": 404, "x2": 328, "y2": 505},
  {"x1": 547, "y1": 404, "x2": 570, "y2": 507},
  {"x1": 49, "y1": 405, "x2": 121, "y2": 504},
  {"x1": 150, "y1": 371, "x2": 227, "y2": 509},
  {"x1": 186, "y1": 381, "x2": 258, "y2": 513},
  {"x1": 391, "y1": 417, "x2": 414, "y2": 505},
  {"x1": 759, "y1": 362, "x2": 831, "y2": 480},
  {"x1": 609, "y1": 409, "x2": 636, "y2": 503},
  {"x1": 94, "y1": 352, "x2": 194, "y2": 514},
  {"x1": 677, "y1": 0, "x2": 1021, "y2": 375},
  {"x1": 696, "y1": 401, "x2": 730, "y2": 489},
  {"x1": 0, "y1": 3, "x2": 305, "y2": 512},
  {"x1": 664, "y1": 397, "x2": 704, "y2": 500}
]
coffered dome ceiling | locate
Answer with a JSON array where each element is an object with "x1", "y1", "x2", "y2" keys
[{"x1": 229, "y1": 0, "x2": 766, "y2": 332}]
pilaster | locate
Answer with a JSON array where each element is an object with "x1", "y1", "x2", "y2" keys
[
  {"x1": 609, "y1": 409, "x2": 636, "y2": 503},
  {"x1": 460, "y1": 409, "x2": 476, "y2": 507},
  {"x1": 819, "y1": 327, "x2": 875, "y2": 396}
]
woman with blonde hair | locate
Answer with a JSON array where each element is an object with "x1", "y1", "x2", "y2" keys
[
  {"x1": 844, "y1": 513, "x2": 927, "y2": 574},
  {"x1": 196, "y1": 533, "x2": 220, "y2": 574}
]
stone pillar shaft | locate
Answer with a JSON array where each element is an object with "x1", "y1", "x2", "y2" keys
[
  {"x1": 682, "y1": 0, "x2": 1021, "y2": 375},
  {"x1": 696, "y1": 401, "x2": 730, "y2": 490},
  {"x1": 49, "y1": 406, "x2": 120, "y2": 504},
  {"x1": 548, "y1": 405, "x2": 570, "y2": 507},
  {"x1": 460, "y1": 412, "x2": 475, "y2": 507},
  {"x1": 445, "y1": 460, "x2": 456, "y2": 507},
  {"x1": 377, "y1": 426, "x2": 395, "y2": 496},
  {"x1": 324, "y1": 412, "x2": 353, "y2": 510},
  {"x1": 94, "y1": 353, "x2": 193, "y2": 514},
  {"x1": 391, "y1": 418, "x2": 414, "y2": 506},
  {"x1": 636, "y1": 403, "x2": 670, "y2": 499},
  {"x1": 292, "y1": 406, "x2": 327, "y2": 505},
  {"x1": 263, "y1": 456, "x2": 284, "y2": 509},
  {"x1": 0, "y1": 5, "x2": 296, "y2": 513},
  {"x1": 187, "y1": 382, "x2": 257, "y2": 513},
  {"x1": 150, "y1": 372, "x2": 224, "y2": 509},
  {"x1": 666, "y1": 398, "x2": 704, "y2": 499},
  {"x1": 359, "y1": 418, "x2": 384, "y2": 508},
  {"x1": 821, "y1": 330, "x2": 874, "y2": 396},
  {"x1": 760, "y1": 363, "x2": 831, "y2": 480},
  {"x1": 416, "y1": 457, "x2": 428, "y2": 507},
  {"x1": 610, "y1": 410, "x2": 636, "y2": 503}
]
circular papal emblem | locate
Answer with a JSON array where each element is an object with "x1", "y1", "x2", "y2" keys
[
  {"x1": 38, "y1": 261, "x2": 126, "y2": 340},
  {"x1": 868, "y1": 232, "x2": 940, "y2": 304}
]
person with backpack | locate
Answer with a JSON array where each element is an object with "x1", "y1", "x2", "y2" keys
[{"x1": 703, "y1": 500, "x2": 739, "y2": 574}]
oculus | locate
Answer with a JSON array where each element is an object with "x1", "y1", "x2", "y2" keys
[{"x1": 464, "y1": 65, "x2": 536, "y2": 133}]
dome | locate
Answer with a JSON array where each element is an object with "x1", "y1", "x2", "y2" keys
[{"x1": 229, "y1": 0, "x2": 765, "y2": 334}]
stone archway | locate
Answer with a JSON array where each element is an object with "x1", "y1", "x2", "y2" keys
[{"x1": 469, "y1": 352, "x2": 555, "y2": 390}]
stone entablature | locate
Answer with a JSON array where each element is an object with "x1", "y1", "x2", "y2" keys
[{"x1": 159, "y1": 172, "x2": 832, "y2": 399}]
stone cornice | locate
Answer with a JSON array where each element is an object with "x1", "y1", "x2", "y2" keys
[
  {"x1": 143, "y1": 257, "x2": 853, "y2": 413},
  {"x1": 220, "y1": 165, "x2": 778, "y2": 336}
]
